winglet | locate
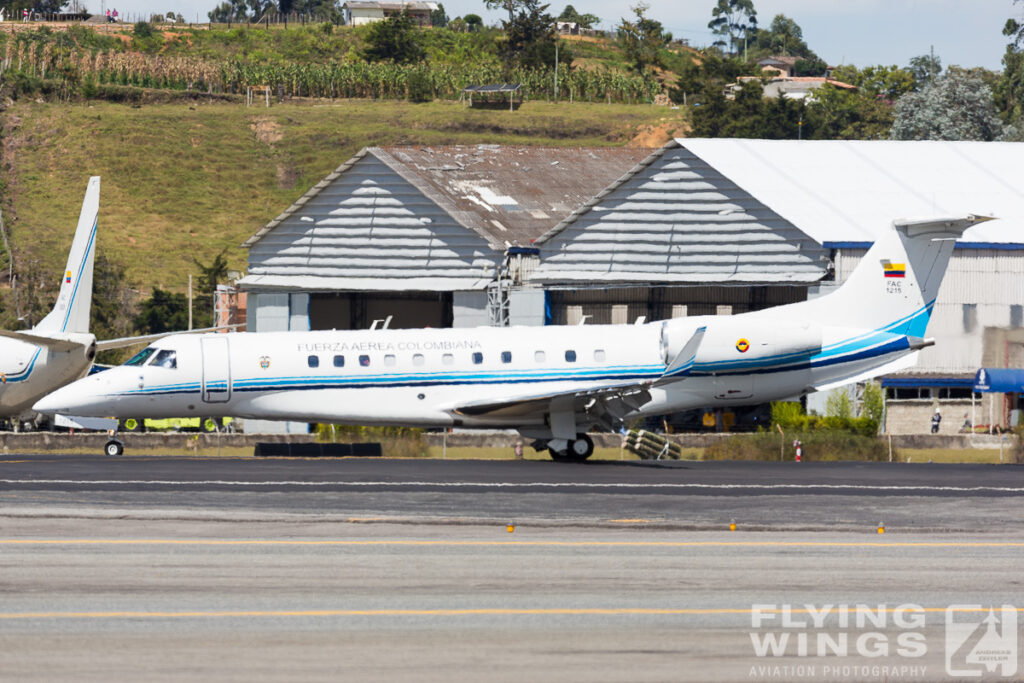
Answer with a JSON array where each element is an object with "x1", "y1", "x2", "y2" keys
[{"x1": 658, "y1": 326, "x2": 705, "y2": 384}]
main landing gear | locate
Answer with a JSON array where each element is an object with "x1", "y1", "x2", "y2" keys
[{"x1": 547, "y1": 433, "x2": 594, "y2": 463}]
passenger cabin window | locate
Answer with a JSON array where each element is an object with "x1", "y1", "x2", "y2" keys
[
  {"x1": 413, "y1": 354, "x2": 425, "y2": 366},
  {"x1": 125, "y1": 347, "x2": 156, "y2": 366},
  {"x1": 593, "y1": 349, "x2": 606, "y2": 362},
  {"x1": 501, "y1": 351, "x2": 512, "y2": 364},
  {"x1": 534, "y1": 350, "x2": 546, "y2": 363},
  {"x1": 384, "y1": 354, "x2": 396, "y2": 367},
  {"x1": 472, "y1": 352, "x2": 483, "y2": 365},
  {"x1": 152, "y1": 350, "x2": 177, "y2": 369},
  {"x1": 565, "y1": 350, "x2": 577, "y2": 363},
  {"x1": 333, "y1": 355, "x2": 345, "y2": 368},
  {"x1": 442, "y1": 353, "x2": 454, "y2": 365},
  {"x1": 307, "y1": 355, "x2": 319, "y2": 368},
  {"x1": 359, "y1": 355, "x2": 371, "y2": 367}
]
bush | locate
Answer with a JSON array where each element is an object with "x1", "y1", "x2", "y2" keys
[
  {"x1": 133, "y1": 21, "x2": 154, "y2": 38},
  {"x1": 405, "y1": 68, "x2": 433, "y2": 102},
  {"x1": 704, "y1": 429, "x2": 890, "y2": 462}
]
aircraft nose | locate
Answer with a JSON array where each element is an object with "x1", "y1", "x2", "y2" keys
[{"x1": 33, "y1": 381, "x2": 93, "y2": 415}]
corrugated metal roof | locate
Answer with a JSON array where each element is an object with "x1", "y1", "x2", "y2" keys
[
  {"x1": 678, "y1": 138, "x2": 1024, "y2": 245},
  {"x1": 530, "y1": 142, "x2": 830, "y2": 284}
]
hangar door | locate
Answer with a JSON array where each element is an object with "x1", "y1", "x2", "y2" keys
[
  {"x1": 310, "y1": 293, "x2": 452, "y2": 330},
  {"x1": 201, "y1": 336, "x2": 231, "y2": 403}
]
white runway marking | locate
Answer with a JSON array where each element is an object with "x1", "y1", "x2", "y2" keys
[{"x1": 2, "y1": 479, "x2": 1024, "y2": 493}]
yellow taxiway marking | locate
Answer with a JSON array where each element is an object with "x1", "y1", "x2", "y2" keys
[
  {"x1": 3, "y1": 539, "x2": 1024, "y2": 548},
  {"x1": 607, "y1": 518, "x2": 651, "y2": 523},
  {"x1": 0, "y1": 606, "x2": 1016, "y2": 620}
]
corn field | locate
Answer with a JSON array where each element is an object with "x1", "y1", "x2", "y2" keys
[{"x1": 0, "y1": 34, "x2": 660, "y2": 103}]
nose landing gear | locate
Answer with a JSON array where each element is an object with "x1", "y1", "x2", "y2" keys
[{"x1": 548, "y1": 433, "x2": 594, "y2": 462}]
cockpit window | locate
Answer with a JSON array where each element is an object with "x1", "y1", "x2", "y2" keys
[
  {"x1": 125, "y1": 347, "x2": 156, "y2": 366},
  {"x1": 151, "y1": 350, "x2": 177, "y2": 369}
]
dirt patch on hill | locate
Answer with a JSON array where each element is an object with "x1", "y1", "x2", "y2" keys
[
  {"x1": 250, "y1": 117, "x2": 283, "y2": 146},
  {"x1": 629, "y1": 121, "x2": 687, "y2": 147}
]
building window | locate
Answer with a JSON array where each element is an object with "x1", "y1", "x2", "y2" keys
[
  {"x1": 501, "y1": 351, "x2": 512, "y2": 363},
  {"x1": 442, "y1": 353, "x2": 454, "y2": 365},
  {"x1": 472, "y1": 352, "x2": 483, "y2": 364},
  {"x1": 565, "y1": 350, "x2": 577, "y2": 362},
  {"x1": 413, "y1": 354, "x2": 425, "y2": 366},
  {"x1": 307, "y1": 355, "x2": 319, "y2": 368},
  {"x1": 534, "y1": 350, "x2": 546, "y2": 362},
  {"x1": 333, "y1": 355, "x2": 345, "y2": 368},
  {"x1": 671, "y1": 305, "x2": 688, "y2": 318},
  {"x1": 963, "y1": 304, "x2": 977, "y2": 333},
  {"x1": 611, "y1": 304, "x2": 629, "y2": 325},
  {"x1": 1012, "y1": 305, "x2": 1023, "y2": 328},
  {"x1": 359, "y1": 355, "x2": 370, "y2": 367},
  {"x1": 566, "y1": 305, "x2": 584, "y2": 325},
  {"x1": 716, "y1": 304, "x2": 733, "y2": 316},
  {"x1": 594, "y1": 349, "x2": 606, "y2": 362}
]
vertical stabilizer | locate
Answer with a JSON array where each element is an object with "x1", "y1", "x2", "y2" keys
[
  {"x1": 802, "y1": 215, "x2": 993, "y2": 337},
  {"x1": 33, "y1": 176, "x2": 99, "y2": 334}
]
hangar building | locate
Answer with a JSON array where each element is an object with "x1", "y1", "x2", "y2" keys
[{"x1": 239, "y1": 139, "x2": 1024, "y2": 434}]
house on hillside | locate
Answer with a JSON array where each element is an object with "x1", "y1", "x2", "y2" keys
[
  {"x1": 341, "y1": 0, "x2": 438, "y2": 26},
  {"x1": 729, "y1": 75, "x2": 857, "y2": 100},
  {"x1": 758, "y1": 56, "x2": 801, "y2": 77}
]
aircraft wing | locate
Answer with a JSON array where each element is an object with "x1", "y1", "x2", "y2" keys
[
  {"x1": 450, "y1": 326, "x2": 706, "y2": 426},
  {"x1": 0, "y1": 329, "x2": 85, "y2": 353},
  {"x1": 95, "y1": 325, "x2": 239, "y2": 351}
]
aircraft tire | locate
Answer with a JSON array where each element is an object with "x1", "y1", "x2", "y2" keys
[
  {"x1": 566, "y1": 434, "x2": 594, "y2": 462},
  {"x1": 549, "y1": 434, "x2": 594, "y2": 462},
  {"x1": 104, "y1": 440, "x2": 124, "y2": 457}
]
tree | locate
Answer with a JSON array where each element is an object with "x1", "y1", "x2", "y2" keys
[
  {"x1": 430, "y1": 3, "x2": 448, "y2": 27},
  {"x1": 463, "y1": 13, "x2": 483, "y2": 30},
  {"x1": 760, "y1": 14, "x2": 802, "y2": 56},
  {"x1": 793, "y1": 57, "x2": 826, "y2": 77},
  {"x1": 708, "y1": 0, "x2": 757, "y2": 55},
  {"x1": 493, "y1": 0, "x2": 560, "y2": 72},
  {"x1": 890, "y1": 71, "x2": 1006, "y2": 141},
  {"x1": 618, "y1": 3, "x2": 669, "y2": 74},
  {"x1": 189, "y1": 249, "x2": 230, "y2": 329},
  {"x1": 558, "y1": 4, "x2": 598, "y2": 29},
  {"x1": 362, "y1": 9, "x2": 425, "y2": 64},
  {"x1": 135, "y1": 288, "x2": 189, "y2": 335},
  {"x1": 907, "y1": 52, "x2": 942, "y2": 89},
  {"x1": 91, "y1": 254, "x2": 140, "y2": 365},
  {"x1": 997, "y1": 2, "x2": 1024, "y2": 125},
  {"x1": 831, "y1": 64, "x2": 915, "y2": 102}
]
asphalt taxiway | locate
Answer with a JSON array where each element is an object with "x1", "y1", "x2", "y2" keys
[{"x1": 2, "y1": 455, "x2": 1022, "y2": 681}]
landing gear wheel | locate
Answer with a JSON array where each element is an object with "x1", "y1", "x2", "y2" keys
[
  {"x1": 548, "y1": 434, "x2": 594, "y2": 462},
  {"x1": 104, "y1": 439, "x2": 124, "y2": 457},
  {"x1": 566, "y1": 434, "x2": 594, "y2": 462}
]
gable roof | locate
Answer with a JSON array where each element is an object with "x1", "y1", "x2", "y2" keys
[
  {"x1": 244, "y1": 145, "x2": 651, "y2": 251},
  {"x1": 530, "y1": 141, "x2": 830, "y2": 285}
]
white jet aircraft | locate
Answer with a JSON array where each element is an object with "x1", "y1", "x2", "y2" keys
[
  {"x1": 35, "y1": 215, "x2": 990, "y2": 459},
  {"x1": 1, "y1": 177, "x2": 213, "y2": 427}
]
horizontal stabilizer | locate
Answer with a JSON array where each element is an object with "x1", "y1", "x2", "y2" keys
[
  {"x1": 0, "y1": 329, "x2": 85, "y2": 353},
  {"x1": 893, "y1": 214, "x2": 995, "y2": 237}
]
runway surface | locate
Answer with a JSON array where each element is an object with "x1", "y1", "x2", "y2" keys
[
  {"x1": 2, "y1": 455, "x2": 1022, "y2": 681},
  {"x1": 2, "y1": 454, "x2": 1023, "y2": 530}
]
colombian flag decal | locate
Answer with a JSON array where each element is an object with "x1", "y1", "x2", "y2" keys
[
  {"x1": 65, "y1": 270, "x2": 72, "y2": 284},
  {"x1": 736, "y1": 338, "x2": 750, "y2": 353},
  {"x1": 883, "y1": 262, "x2": 906, "y2": 278}
]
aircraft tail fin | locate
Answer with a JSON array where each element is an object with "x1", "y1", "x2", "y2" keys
[
  {"x1": 803, "y1": 215, "x2": 993, "y2": 337},
  {"x1": 33, "y1": 177, "x2": 99, "y2": 335}
]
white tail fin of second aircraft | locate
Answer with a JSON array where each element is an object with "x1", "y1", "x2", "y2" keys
[
  {"x1": 33, "y1": 177, "x2": 100, "y2": 335},
  {"x1": 796, "y1": 215, "x2": 994, "y2": 337}
]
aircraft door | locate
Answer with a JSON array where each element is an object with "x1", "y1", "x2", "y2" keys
[{"x1": 201, "y1": 336, "x2": 231, "y2": 403}]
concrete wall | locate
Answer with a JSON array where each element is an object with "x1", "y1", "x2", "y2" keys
[{"x1": 883, "y1": 399, "x2": 978, "y2": 435}]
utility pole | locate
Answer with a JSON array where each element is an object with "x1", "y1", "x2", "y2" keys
[
  {"x1": 554, "y1": 38, "x2": 559, "y2": 102},
  {"x1": 930, "y1": 44, "x2": 936, "y2": 85}
]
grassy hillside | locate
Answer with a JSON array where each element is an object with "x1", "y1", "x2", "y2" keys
[{"x1": 0, "y1": 98, "x2": 681, "y2": 318}]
